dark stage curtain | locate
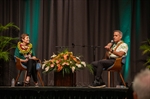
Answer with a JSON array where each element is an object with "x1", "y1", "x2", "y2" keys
[{"x1": 0, "y1": 0, "x2": 150, "y2": 86}]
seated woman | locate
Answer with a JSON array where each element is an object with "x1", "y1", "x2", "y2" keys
[{"x1": 14, "y1": 33, "x2": 39, "y2": 86}]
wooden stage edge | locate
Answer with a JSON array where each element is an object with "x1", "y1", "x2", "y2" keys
[{"x1": 0, "y1": 86, "x2": 128, "y2": 99}]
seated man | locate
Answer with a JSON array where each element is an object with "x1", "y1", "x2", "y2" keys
[{"x1": 90, "y1": 30, "x2": 128, "y2": 88}]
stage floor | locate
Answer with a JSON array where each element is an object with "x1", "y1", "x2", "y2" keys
[{"x1": 0, "y1": 86, "x2": 128, "y2": 99}]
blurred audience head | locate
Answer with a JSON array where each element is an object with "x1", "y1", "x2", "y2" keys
[{"x1": 133, "y1": 69, "x2": 150, "y2": 99}]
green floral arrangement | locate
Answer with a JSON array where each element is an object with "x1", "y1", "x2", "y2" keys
[{"x1": 42, "y1": 49, "x2": 93, "y2": 75}]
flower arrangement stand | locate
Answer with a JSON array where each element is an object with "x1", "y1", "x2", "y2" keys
[{"x1": 54, "y1": 72, "x2": 76, "y2": 86}]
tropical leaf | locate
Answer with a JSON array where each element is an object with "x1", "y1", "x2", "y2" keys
[
  {"x1": 140, "y1": 39, "x2": 150, "y2": 69},
  {"x1": 0, "y1": 22, "x2": 20, "y2": 33},
  {"x1": 0, "y1": 51, "x2": 9, "y2": 61},
  {"x1": 140, "y1": 45, "x2": 150, "y2": 55},
  {"x1": 144, "y1": 57, "x2": 150, "y2": 65},
  {"x1": 0, "y1": 36, "x2": 18, "y2": 52},
  {"x1": 146, "y1": 65, "x2": 150, "y2": 69}
]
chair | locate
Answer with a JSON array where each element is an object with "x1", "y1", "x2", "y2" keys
[
  {"x1": 14, "y1": 56, "x2": 44, "y2": 86},
  {"x1": 105, "y1": 57, "x2": 126, "y2": 87}
]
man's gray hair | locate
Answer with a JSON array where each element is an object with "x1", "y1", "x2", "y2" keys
[
  {"x1": 133, "y1": 69, "x2": 150, "y2": 99},
  {"x1": 114, "y1": 30, "x2": 123, "y2": 37}
]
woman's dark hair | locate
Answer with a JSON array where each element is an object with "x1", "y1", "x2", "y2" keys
[{"x1": 20, "y1": 33, "x2": 29, "y2": 42}]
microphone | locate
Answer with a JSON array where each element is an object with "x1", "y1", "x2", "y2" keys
[
  {"x1": 110, "y1": 40, "x2": 114, "y2": 48},
  {"x1": 111, "y1": 40, "x2": 114, "y2": 43}
]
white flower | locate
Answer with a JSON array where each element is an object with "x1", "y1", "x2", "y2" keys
[
  {"x1": 76, "y1": 63, "x2": 82, "y2": 68},
  {"x1": 71, "y1": 66, "x2": 76, "y2": 73},
  {"x1": 70, "y1": 61, "x2": 72, "y2": 63},
  {"x1": 76, "y1": 56, "x2": 80, "y2": 60},
  {"x1": 42, "y1": 64, "x2": 46, "y2": 69},
  {"x1": 51, "y1": 53, "x2": 57, "y2": 58},
  {"x1": 43, "y1": 60, "x2": 49, "y2": 64},
  {"x1": 81, "y1": 61, "x2": 86, "y2": 67},
  {"x1": 45, "y1": 66, "x2": 49, "y2": 72}
]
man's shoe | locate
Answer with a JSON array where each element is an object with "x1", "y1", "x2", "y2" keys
[{"x1": 89, "y1": 81, "x2": 106, "y2": 88}]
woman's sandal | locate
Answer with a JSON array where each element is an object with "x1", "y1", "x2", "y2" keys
[
  {"x1": 35, "y1": 83, "x2": 39, "y2": 87},
  {"x1": 24, "y1": 81, "x2": 30, "y2": 86}
]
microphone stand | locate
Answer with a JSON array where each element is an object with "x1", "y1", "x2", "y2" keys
[
  {"x1": 91, "y1": 45, "x2": 101, "y2": 61},
  {"x1": 55, "y1": 46, "x2": 73, "y2": 54},
  {"x1": 72, "y1": 43, "x2": 101, "y2": 61},
  {"x1": 56, "y1": 44, "x2": 101, "y2": 61}
]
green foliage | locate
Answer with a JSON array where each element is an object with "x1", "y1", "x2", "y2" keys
[
  {"x1": 0, "y1": 22, "x2": 20, "y2": 32},
  {"x1": 86, "y1": 64, "x2": 94, "y2": 74},
  {"x1": 0, "y1": 51, "x2": 9, "y2": 61},
  {"x1": 0, "y1": 22, "x2": 20, "y2": 61},
  {"x1": 140, "y1": 39, "x2": 150, "y2": 69}
]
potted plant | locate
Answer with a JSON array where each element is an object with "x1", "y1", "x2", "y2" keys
[
  {"x1": 140, "y1": 39, "x2": 150, "y2": 69},
  {"x1": 0, "y1": 22, "x2": 20, "y2": 61},
  {"x1": 0, "y1": 22, "x2": 19, "y2": 85},
  {"x1": 42, "y1": 49, "x2": 93, "y2": 86}
]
